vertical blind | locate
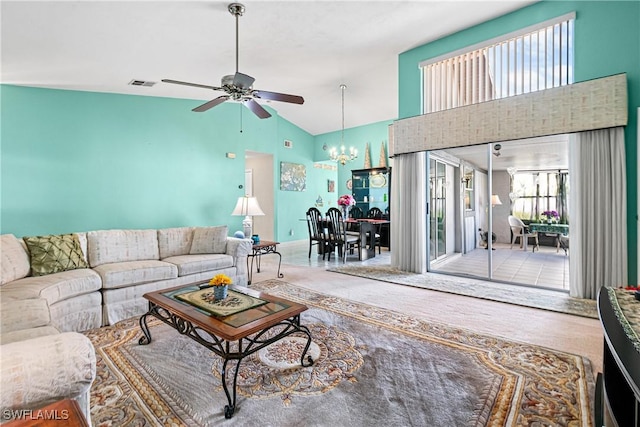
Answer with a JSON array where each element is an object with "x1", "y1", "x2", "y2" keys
[{"x1": 422, "y1": 14, "x2": 574, "y2": 114}]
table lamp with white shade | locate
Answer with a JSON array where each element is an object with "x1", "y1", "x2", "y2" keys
[{"x1": 231, "y1": 196, "x2": 265, "y2": 238}]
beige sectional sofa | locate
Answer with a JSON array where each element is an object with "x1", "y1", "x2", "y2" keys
[{"x1": 0, "y1": 225, "x2": 252, "y2": 425}]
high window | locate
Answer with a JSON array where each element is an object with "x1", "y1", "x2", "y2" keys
[{"x1": 421, "y1": 13, "x2": 574, "y2": 114}]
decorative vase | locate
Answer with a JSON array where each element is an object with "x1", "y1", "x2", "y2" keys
[
  {"x1": 341, "y1": 205, "x2": 350, "y2": 218},
  {"x1": 547, "y1": 218, "x2": 552, "y2": 224},
  {"x1": 214, "y1": 285, "x2": 228, "y2": 300}
]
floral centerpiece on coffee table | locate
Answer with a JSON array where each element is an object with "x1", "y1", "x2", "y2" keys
[
  {"x1": 541, "y1": 210, "x2": 559, "y2": 223},
  {"x1": 337, "y1": 194, "x2": 356, "y2": 217},
  {"x1": 209, "y1": 273, "x2": 232, "y2": 299}
]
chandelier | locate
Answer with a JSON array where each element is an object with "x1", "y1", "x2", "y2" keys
[{"x1": 329, "y1": 84, "x2": 357, "y2": 165}]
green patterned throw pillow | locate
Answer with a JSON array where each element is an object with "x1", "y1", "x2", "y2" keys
[{"x1": 23, "y1": 233, "x2": 89, "y2": 276}]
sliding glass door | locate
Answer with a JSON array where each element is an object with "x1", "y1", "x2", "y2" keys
[
  {"x1": 429, "y1": 159, "x2": 447, "y2": 261},
  {"x1": 427, "y1": 137, "x2": 570, "y2": 291}
]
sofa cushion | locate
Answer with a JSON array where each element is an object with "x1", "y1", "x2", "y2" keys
[
  {"x1": 75, "y1": 232, "x2": 88, "y2": 263},
  {"x1": 49, "y1": 292, "x2": 102, "y2": 333},
  {"x1": 158, "y1": 227, "x2": 194, "y2": 258},
  {"x1": 190, "y1": 226, "x2": 228, "y2": 254},
  {"x1": 93, "y1": 260, "x2": 178, "y2": 289},
  {"x1": 0, "y1": 298, "x2": 51, "y2": 335},
  {"x1": 1, "y1": 234, "x2": 31, "y2": 285},
  {"x1": 0, "y1": 268, "x2": 102, "y2": 306},
  {"x1": 23, "y1": 234, "x2": 89, "y2": 276},
  {"x1": 87, "y1": 229, "x2": 160, "y2": 267},
  {"x1": 162, "y1": 254, "x2": 235, "y2": 277}
]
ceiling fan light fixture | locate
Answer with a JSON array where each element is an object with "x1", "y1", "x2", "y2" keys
[{"x1": 161, "y1": 2, "x2": 303, "y2": 118}]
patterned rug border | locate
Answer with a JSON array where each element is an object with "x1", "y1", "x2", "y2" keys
[
  {"x1": 327, "y1": 265, "x2": 598, "y2": 319},
  {"x1": 86, "y1": 279, "x2": 595, "y2": 426}
]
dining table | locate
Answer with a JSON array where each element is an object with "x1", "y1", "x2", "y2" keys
[
  {"x1": 303, "y1": 215, "x2": 390, "y2": 261},
  {"x1": 528, "y1": 222, "x2": 569, "y2": 254}
]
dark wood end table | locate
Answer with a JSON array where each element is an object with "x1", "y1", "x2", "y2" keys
[{"x1": 247, "y1": 240, "x2": 283, "y2": 285}]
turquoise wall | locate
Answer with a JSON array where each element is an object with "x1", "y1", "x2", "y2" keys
[
  {"x1": 0, "y1": 85, "x2": 317, "y2": 242},
  {"x1": 314, "y1": 119, "x2": 393, "y2": 199},
  {"x1": 0, "y1": 85, "x2": 392, "y2": 242},
  {"x1": 398, "y1": 0, "x2": 640, "y2": 284}
]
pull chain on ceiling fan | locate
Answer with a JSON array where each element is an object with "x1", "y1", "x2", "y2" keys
[{"x1": 162, "y1": 3, "x2": 304, "y2": 119}]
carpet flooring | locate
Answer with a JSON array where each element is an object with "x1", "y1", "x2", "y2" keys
[
  {"x1": 85, "y1": 280, "x2": 595, "y2": 426},
  {"x1": 328, "y1": 265, "x2": 598, "y2": 319}
]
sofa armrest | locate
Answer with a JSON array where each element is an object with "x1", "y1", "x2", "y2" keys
[
  {"x1": 226, "y1": 237, "x2": 252, "y2": 286},
  {"x1": 0, "y1": 332, "x2": 96, "y2": 423},
  {"x1": 225, "y1": 237, "x2": 252, "y2": 260}
]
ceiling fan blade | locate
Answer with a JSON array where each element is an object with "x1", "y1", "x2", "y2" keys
[
  {"x1": 233, "y1": 72, "x2": 255, "y2": 90},
  {"x1": 253, "y1": 90, "x2": 304, "y2": 105},
  {"x1": 192, "y1": 95, "x2": 230, "y2": 112},
  {"x1": 244, "y1": 99, "x2": 271, "y2": 119},
  {"x1": 162, "y1": 79, "x2": 222, "y2": 91}
]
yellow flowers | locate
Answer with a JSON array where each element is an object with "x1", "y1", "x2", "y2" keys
[{"x1": 209, "y1": 273, "x2": 232, "y2": 287}]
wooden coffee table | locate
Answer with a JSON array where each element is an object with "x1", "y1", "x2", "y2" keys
[{"x1": 140, "y1": 283, "x2": 314, "y2": 419}]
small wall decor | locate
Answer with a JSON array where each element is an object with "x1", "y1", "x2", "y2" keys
[
  {"x1": 280, "y1": 162, "x2": 306, "y2": 191},
  {"x1": 315, "y1": 195, "x2": 324, "y2": 207},
  {"x1": 284, "y1": 140, "x2": 293, "y2": 148},
  {"x1": 327, "y1": 179, "x2": 335, "y2": 192}
]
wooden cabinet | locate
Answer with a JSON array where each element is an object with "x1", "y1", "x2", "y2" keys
[
  {"x1": 351, "y1": 167, "x2": 391, "y2": 217},
  {"x1": 351, "y1": 167, "x2": 390, "y2": 249}
]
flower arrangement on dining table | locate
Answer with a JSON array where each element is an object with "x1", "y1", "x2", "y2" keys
[
  {"x1": 541, "y1": 210, "x2": 560, "y2": 222},
  {"x1": 337, "y1": 194, "x2": 356, "y2": 217},
  {"x1": 337, "y1": 194, "x2": 356, "y2": 207}
]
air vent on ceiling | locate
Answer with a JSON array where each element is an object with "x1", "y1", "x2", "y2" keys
[{"x1": 128, "y1": 79, "x2": 156, "y2": 87}]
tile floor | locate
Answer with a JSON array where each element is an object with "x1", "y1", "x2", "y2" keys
[{"x1": 432, "y1": 243, "x2": 569, "y2": 291}]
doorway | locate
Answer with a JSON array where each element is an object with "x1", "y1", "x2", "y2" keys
[{"x1": 245, "y1": 151, "x2": 274, "y2": 241}]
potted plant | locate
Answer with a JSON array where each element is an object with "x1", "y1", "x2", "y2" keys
[
  {"x1": 209, "y1": 273, "x2": 232, "y2": 299},
  {"x1": 541, "y1": 210, "x2": 559, "y2": 224}
]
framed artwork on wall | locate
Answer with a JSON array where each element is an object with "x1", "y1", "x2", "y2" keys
[
  {"x1": 328, "y1": 180, "x2": 335, "y2": 192},
  {"x1": 280, "y1": 162, "x2": 306, "y2": 191}
]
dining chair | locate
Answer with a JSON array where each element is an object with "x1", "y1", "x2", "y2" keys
[
  {"x1": 347, "y1": 206, "x2": 363, "y2": 233},
  {"x1": 367, "y1": 207, "x2": 383, "y2": 219},
  {"x1": 306, "y1": 207, "x2": 326, "y2": 258},
  {"x1": 350, "y1": 206, "x2": 364, "y2": 219},
  {"x1": 366, "y1": 207, "x2": 383, "y2": 254},
  {"x1": 508, "y1": 215, "x2": 539, "y2": 251},
  {"x1": 325, "y1": 207, "x2": 360, "y2": 262}
]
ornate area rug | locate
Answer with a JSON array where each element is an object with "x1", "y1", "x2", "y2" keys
[
  {"x1": 328, "y1": 265, "x2": 598, "y2": 319},
  {"x1": 85, "y1": 280, "x2": 594, "y2": 426}
]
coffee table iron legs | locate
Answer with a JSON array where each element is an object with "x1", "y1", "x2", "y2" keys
[{"x1": 138, "y1": 304, "x2": 314, "y2": 419}]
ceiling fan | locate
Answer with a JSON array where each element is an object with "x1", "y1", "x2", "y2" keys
[{"x1": 162, "y1": 3, "x2": 304, "y2": 119}]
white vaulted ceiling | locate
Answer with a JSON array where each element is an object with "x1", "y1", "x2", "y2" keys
[{"x1": 1, "y1": 0, "x2": 535, "y2": 135}]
